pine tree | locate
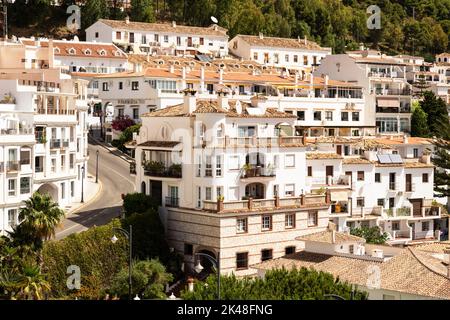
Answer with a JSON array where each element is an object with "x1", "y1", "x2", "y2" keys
[
  {"x1": 419, "y1": 91, "x2": 450, "y2": 139},
  {"x1": 411, "y1": 105, "x2": 430, "y2": 137},
  {"x1": 432, "y1": 139, "x2": 450, "y2": 198},
  {"x1": 82, "y1": 0, "x2": 110, "y2": 30},
  {"x1": 130, "y1": 0, "x2": 156, "y2": 23}
]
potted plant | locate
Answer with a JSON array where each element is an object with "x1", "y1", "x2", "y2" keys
[
  {"x1": 144, "y1": 161, "x2": 165, "y2": 175},
  {"x1": 168, "y1": 163, "x2": 182, "y2": 177}
]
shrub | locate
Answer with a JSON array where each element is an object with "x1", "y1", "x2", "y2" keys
[{"x1": 123, "y1": 192, "x2": 158, "y2": 215}]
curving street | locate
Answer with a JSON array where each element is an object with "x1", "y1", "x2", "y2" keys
[{"x1": 55, "y1": 136, "x2": 136, "y2": 240}]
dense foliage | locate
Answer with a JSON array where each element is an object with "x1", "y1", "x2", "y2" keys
[
  {"x1": 350, "y1": 226, "x2": 388, "y2": 244},
  {"x1": 181, "y1": 268, "x2": 368, "y2": 300},
  {"x1": 123, "y1": 192, "x2": 159, "y2": 215},
  {"x1": 432, "y1": 139, "x2": 450, "y2": 198},
  {"x1": 111, "y1": 123, "x2": 140, "y2": 152},
  {"x1": 5, "y1": 0, "x2": 450, "y2": 58}
]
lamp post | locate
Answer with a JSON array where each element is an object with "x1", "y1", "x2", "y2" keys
[
  {"x1": 81, "y1": 165, "x2": 85, "y2": 203},
  {"x1": 111, "y1": 225, "x2": 133, "y2": 300},
  {"x1": 95, "y1": 150, "x2": 99, "y2": 183},
  {"x1": 194, "y1": 251, "x2": 220, "y2": 300}
]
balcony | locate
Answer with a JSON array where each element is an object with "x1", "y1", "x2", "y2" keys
[
  {"x1": 389, "y1": 230, "x2": 412, "y2": 241},
  {"x1": 203, "y1": 194, "x2": 328, "y2": 213},
  {"x1": 383, "y1": 207, "x2": 412, "y2": 218},
  {"x1": 308, "y1": 175, "x2": 351, "y2": 189},
  {"x1": 50, "y1": 139, "x2": 61, "y2": 149},
  {"x1": 37, "y1": 108, "x2": 76, "y2": 115},
  {"x1": 6, "y1": 161, "x2": 19, "y2": 172},
  {"x1": 372, "y1": 88, "x2": 412, "y2": 96},
  {"x1": 0, "y1": 127, "x2": 33, "y2": 135},
  {"x1": 143, "y1": 161, "x2": 182, "y2": 179},
  {"x1": 214, "y1": 136, "x2": 304, "y2": 148},
  {"x1": 331, "y1": 201, "x2": 349, "y2": 214},
  {"x1": 240, "y1": 165, "x2": 276, "y2": 179},
  {"x1": 165, "y1": 197, "x2": 179, "y2": 208}
]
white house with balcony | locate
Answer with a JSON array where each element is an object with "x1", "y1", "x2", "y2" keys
[
  {"x1": 86, "y1": 18, "x2": 229, "y2": 57},
  {"x1": 131, "y1": 90, "x2": 331, "y2": 275},
  {"x1": 0, "y1": 38, "x2": 89, "y2": 234},
  {"x1": 228, "y1": 34, "x2": 331, "y2": 74}
]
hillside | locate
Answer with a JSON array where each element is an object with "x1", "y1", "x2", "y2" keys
[{"x1": 4, "y1": 0, "x2": 450, "y2": 60}]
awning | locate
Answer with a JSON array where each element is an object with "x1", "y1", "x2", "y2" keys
[
  {"x1": 331, "y1": 191, "x2": 349, "y2": 202},
  {"x1": 377, "y1": 98, "x2": 400, "y2": 108}
]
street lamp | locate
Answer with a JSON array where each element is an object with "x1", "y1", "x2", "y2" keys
[
  {"x1": 111, "y1": 225, "x2": 133, "y2": 300},
  {"x1": 81, "y1": 165, "x2": 85, "y2": 203},
  {"x1": 95, "y1": 150, "x2": 99, "y2": 183},
  {"x1": 194, "y1": 252, "x2": 220, "y2": 300}
]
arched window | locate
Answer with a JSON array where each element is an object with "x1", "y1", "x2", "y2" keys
[{"x1": 141, "y1": 181, "x2": 146, "y2": 194}]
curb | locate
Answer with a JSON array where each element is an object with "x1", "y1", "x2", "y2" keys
[{"x1": 67, "y1": 175, "x2": 103, "y2": 215}]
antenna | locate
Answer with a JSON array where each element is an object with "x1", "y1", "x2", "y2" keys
[{"x1": 211, "y1": 16, "x2": 218, "y2": 24}]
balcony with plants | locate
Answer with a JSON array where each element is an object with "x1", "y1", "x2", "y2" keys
[{"x1": 143, "y1": 161, "x2": 182, "y2": 179}]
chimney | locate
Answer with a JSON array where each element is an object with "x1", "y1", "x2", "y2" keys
[
  {"x1": 324, "y1": 74, "x2": 329, "y2": 86},
  {"x1": 181, "y1": 66, "x2": 186, "y2": 88},
  {"x1": 172, "y1": 21, "x2": 177, "y2": 28},
  {"x1": 183, "y1": 88, "x2": 197, "y2": 114},
  {"x1": 169, "y1": 65, "x2": 175, "y2": 73},
  {"x1": 125, "y1": 16, "x2": 130, "y2": 24},
  {"x1": 133, "y1": 63, "x2": 142, "y2": 73},
  {"x1": 403, "y1": 134, "x2": 409, "y2": 144},
  {"x1": 304, "y1": 35, "x2": 307, "y2": 45},
  {"x1": 48, "y1": 39, "x2": 54, "y2": 69},
  {"x1": 218, "y1": 89, "x2": 229, "y2": 110},
  {"x1": 444, "y1": 248, "x2": 450, "y2": 278},
  {"x1": 200, "y1": 67, "x2": 205, "y2": 93},
  {"x1": 332, "y1": 230, "x2": 336, "y2": 244},
  {"x1": 259, "y1": 32, "x2": 264, "y2": 39},
  {"x1": 219, "y1": 68, "x2": 224, "y2": 84}
]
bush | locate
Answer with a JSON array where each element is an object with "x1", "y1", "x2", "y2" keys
[
  {"x1": 181, "y1": 267, "x2": 368, "y2": 300},
  {"x1": 42, "y1": 220, "x2": 128, "y2": 299},
  {"x1": 123, "y1": 192, "x2": 158, "y2": 215},
  {"x1": 350, "y1": 226, "x2": 388, "y2": 244}
]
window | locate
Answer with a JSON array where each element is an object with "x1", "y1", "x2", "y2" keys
[
  {"x1": 205, "y1": 187, "x2": 212, "y2": 201},
  {"x1": 274, "y1": 53, "x2": 279, "y2": 64},
  {"x1": 392, "y1": 221, "x2": 400, "y2": 231},
  {"x1": 236, "y1": 218, "x2": 248, "y2": 233},
  {"x1": 261, "y1": 249, "x2": 273, "y2": 261},
  {"x1": 307, "y1": 166, "x2": 312, "y2": 177},
  {"x1": 285, "y1": 184, "x2": 295, "y2": 197},
  {"x1": 8, "y1": 179, "x2": 16, "y2": 196},
  {"x1": 341, "y1": 112, "x2": 348, "y2": 121},
  {"x1": 285, "y1": 54, "x2": 289, "y2": 62},
  {"x1": 196, "y1": 186, "x2": 201, "y2": 208},
  {"x1": 61, "y1": 182, "x2": 65, "y2": 199},
  {"x1": 205, "y1": 156, "x2": 212, "y2": 177},
  {"x1": 262, "y1": 215, "x2": 272, "y2": 231},
  {"x1": 236, "y1": 252, "x2": 248, "y2": 269},
  {"x1": 285, "y1": 246, "x2": 296, "y2": 255},
  {"x1": 20, "y1": 177, "x2": 31, "y2": 194},
  {"x1": 253, "y1": 52, "x2": 258, "y2": 60},
  {"x1": 307, "y1": 211, "x2": 318, "y2": 227},
  {"x1": 377, "y1": 198, "x2": 385, "y2": 207},
  {"x1": 119, "y1": 82, "x2": 123, "y2": 90},
  {"x1": 422, "y1": 221, "x2": 430, "y2": 231},
  {"x1": 154, "y1": 34, "x2": 159, "y2": 42},
  {"x1": 8, "y1": 209, "x2": 17, "y2": 228},
  {"x1": 389, "y1": 197, "x2": 395, "y2": 208},
  {"x1": 356, "y1": 197, "x2": 365, "y2": 207},
  {"x1": 285, "y1": 154, "x2": 295, "y2": 168},
  {"x1": 164, "y1": 35, "x2": 169, "y2": 43},
  {"x1": 215, "y1": 155, "x2": 222, "y2": 176},
  {"x1": 116, "y1": 31, "x2": 121, "y2": 40},
  {"x1": 184, "y1": 243, "x2": 193, "y2": 255},
  {"x1": 273, "y1": 184, "x2": 279, "y2": 197},
  {"x1": 413, "y1": 148, "x2": 419, "y2": 158},
  {"x1": 132, "y1": 108, "x2": 139, "y2": 120},
  {"x1": 131, "y1": 81, "x2": 139, "y2": 90},
  {"x1": 118, "y1": 108, "x2": 124, "y2": 117},
  {"x1": 293, "y1": 55, "x2": 298, "y2": 63},
  {"x1": 285, "y1": 213, "x2": 295, "y2": 228},
  {"x1": 357, "y1": 171, "x2": 364, "y2": 181},
  {"x1": 216, "y1": 186, "x2": 223, "y2": 199},
  {"x1": 177, "y1": 37, "x2": 181, "y2": 46},
  {"x1": 375, "y1": 173, "x2": 381, "y2": 183},
  {"x1": 20, "y1": 149, "x2": 30, "y2": 165},
  {"x1": 297, "y1": 111, "x2": 305, "y2": 121},
  {"x1": 71, "y1": 181, "x2": 74, "y2": 197},
  {"x1": 102, "y1": 82, "x2": 109, "y2": 91},
  {"x1": 352, "y1": 112, "x2": 360, "y2": 121},
  {"x1": 325, "y1": 111, "x2": 333, "y2": 121},
  {"x1": 95, "y1": 32, "x2": 99, "y2": 38},
  {"x1": 70, "y1": 154, "x2": 74, "y2": 169},
  {"x1": 313, "y1": 111, "x2": 322, "y2": 121},
  {"x1": 422, "y1": 173, "x2": 429, "y2": 183}
]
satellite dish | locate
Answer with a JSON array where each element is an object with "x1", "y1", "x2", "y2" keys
[
  {"x1": 73, "y1": 35, "x2": 79, "y2": 42},
  {"x1": 211, "y1": 16, "x2": 218, "y2": 24}
]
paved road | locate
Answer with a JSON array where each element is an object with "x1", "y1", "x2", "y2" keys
[{"x1": 55, "y1": 137, "x2": 135, "y2": 239}]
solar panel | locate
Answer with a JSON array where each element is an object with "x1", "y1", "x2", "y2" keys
[
  {"x1": 377, "y1": 154, "x2": 392, "y2": 164},
  {"x1": 389, "y1": 154, "x2": 403, "y2": 163},
  {"x1": 195, "y1": 55, "x2": 212, "y2": 63}
]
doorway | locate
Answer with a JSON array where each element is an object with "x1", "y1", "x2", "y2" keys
[{"x1": 150, "y1": 180, "x2": 162, "y2": 206}]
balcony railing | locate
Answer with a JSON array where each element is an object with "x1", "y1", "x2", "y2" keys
[
  {"x1": 215, "y1": 136, "x2": 304, "y2": 148},
  {"x1": 62, "y1": 139, "x2": 70, "y2": 148},
  {"x1": 50, "y1": 139, "x2": 61, "y2": 149},
  {"x1": 37, "y1": 108, "x2": 76, "y2": 115},
  {"x1": 165, "y1": 197, "x2": 179, "y2": 208},
  {"x1": 6, "y1": 161, "x2": 19, "y2": 172},
  {"x1": 143, "y1": 162, "x2": 182, "y2": 178},
  {"x1": 240, "y1": 165, "x2": 276, "y2": 179},
  {"x1": 392, "y1": 230, "x2": 412, "y2": 240},
  {"x1": 423, "y1": 206, "x2": 440, "y2": 217},
  {"x1": 203, "y1": 194, "x2": 328, "y2": 213},
  {"x1": 0, "y1": 128, "x2": 33, "y2": 135}
]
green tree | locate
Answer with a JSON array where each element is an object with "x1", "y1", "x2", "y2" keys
[
  {"x1": 123, "y1": 192, "x2": 158, "y2": 215},
  {"x1": 111, "y1": 259, "x2": 173, "y2": 299},
  {"x1": 350, "y1": 226, "x2": 388, "y2": 244},
  {"x1": 81, "y1": 0, "x2": 110, "y2": 30},
  {"x1": 411, "y1": 105, "x2": 430, "y2": 137},
  {"x1": 130, "y1": 0, "x2": 156, "y2": 23},
  {"x1": 182, "y1": 268, "x2": 367, "y2": 300},
  {"x1": 10, "y1": 192, "x2": 65, "y2": 250},
  {"x1": 419, "y1": 91, "x2": 450, "y2": 138},
  {"x1": 432, "y1": 139, "x2": 450, "y2": 198}
]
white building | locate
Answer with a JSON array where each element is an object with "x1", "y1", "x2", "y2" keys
[
  {"x1": 229, "y1": 34, "x2": 332, "y2": 74},
  {"x1": 131, "y1": 90, "x2": 331, "y2": 275},
  {"x1": 316, "y1": 50, "x2": 414, "y2": 135},
  {"x1": 86, "y1": 18, "x2": 229, "y2": 57},
  {"x1": 0, "y1": 39, "x2": 89, "y2": 234}
]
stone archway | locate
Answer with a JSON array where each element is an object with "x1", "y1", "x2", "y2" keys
[{"x1": 37, "y1": 183, "x2": 59, "y2": 202}]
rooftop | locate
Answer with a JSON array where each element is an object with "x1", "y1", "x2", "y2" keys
[
  {"x1": 296, "y1": 229, "x2": 365, "y2": 244},
  {"x1": 234, "y1": 34, "x2": 330, "y2": 51}
]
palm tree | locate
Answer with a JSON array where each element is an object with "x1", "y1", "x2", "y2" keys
[
  {"x1": 15, "y1": 264, "x2": 51, "y2": 300},
  {"x1": 10, "y1": 192, "x2": 65, "y2": 249}
]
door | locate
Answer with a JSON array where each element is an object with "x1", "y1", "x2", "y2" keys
[
  {"x1": 129, "y1": 32, "x2": 135, "y2": 43},
  {"x1": 410, "y1": 199, "x2": 422, "y2": 217},
  {"x1": 336, "y1": 145, "x2": 342, "y2": 155},
  {"x1": 150, "y1": 180, "x2": 162, "y2": 206},
  {"x1": 187, "y1": 37, "x2": 192, "y2": 46},
  {"x1": 405, "y1": 174, "x2": 412, "y2": 192},
  {"x1": 389, "y1": 173, "x2": 396, "y2": 190},
  {"x1": 326, "y1": 166, "x2": 333, "y2": 182}
]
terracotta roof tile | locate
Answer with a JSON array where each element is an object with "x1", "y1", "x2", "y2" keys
[
  {"x1": 306, "y1": 153, "x2": 343, "y2": 160},
  {"x1": 296, "y1": 230, "x2": 365, "y2": 244},
  {"x1": 235, "y1": 35, "x2": 330, "y2": 51}
]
